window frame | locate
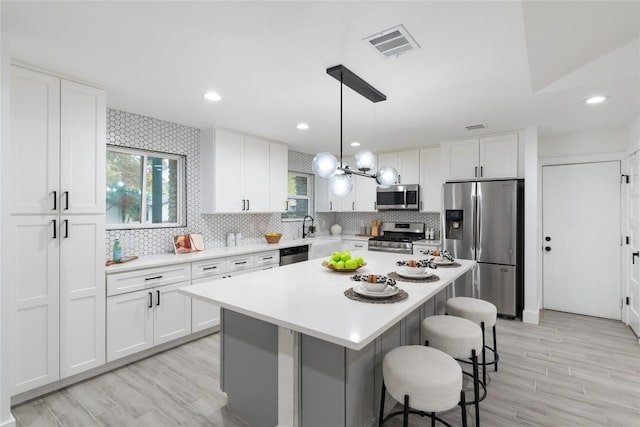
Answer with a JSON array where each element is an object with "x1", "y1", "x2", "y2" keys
[
  {"x1": 281, "y1": 171, "x2": 312, "y2": 222},
  {"x1": 106, "y1": 145, "x2": 186, "y2": 230}
]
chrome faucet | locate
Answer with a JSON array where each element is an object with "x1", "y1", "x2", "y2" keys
[{"x1": 302, "y1": 215, "x2": 315, "y2": 238}]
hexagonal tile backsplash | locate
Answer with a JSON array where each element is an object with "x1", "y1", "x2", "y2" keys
[{"x1": 105, "y1": 109, "x2": 440, "y2": 258}]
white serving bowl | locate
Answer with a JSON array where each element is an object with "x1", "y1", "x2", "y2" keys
[
  {"x1": 399, "y1": 266, "x2": 427, "y2": 275},
  {"x1": 362, "y1": 281, "x2": 388, "y2": 292}
]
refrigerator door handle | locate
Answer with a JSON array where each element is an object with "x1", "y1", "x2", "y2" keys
[{"x1": 475, "y1": 188, "x2": 481, "y2": 258}]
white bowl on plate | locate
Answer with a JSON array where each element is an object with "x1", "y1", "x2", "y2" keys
[
  {"x1": 362, "y1": 281, "x2": 388, "y2": 292},
  {"x1": 399, "y1": 265, "x2": 427, "y2": 275}
]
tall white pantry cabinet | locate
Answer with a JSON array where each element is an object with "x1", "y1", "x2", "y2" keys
[{"x1": 4, "y1": 65, "x2": 106, "y2": 394}]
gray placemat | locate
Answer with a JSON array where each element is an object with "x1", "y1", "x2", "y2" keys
[
  {"x1": 433, "y1": 262, "x2": 461, "y2": 267},
  {"x1": 344, "y1": 287, "x2": 409, "y2": 304},
  {"x1": 387, "y1": 271, "x2": 440, "y2": 283}
]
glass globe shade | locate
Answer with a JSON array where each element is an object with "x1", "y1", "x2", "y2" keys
[
  {"x1": 354, "y1": 150, "x2": 376, "y2": 171},
  {"x1": 312, "y1": 152, "x2": 338, "y2": 178},
  {"x1": 329, "y1": 173, "x2": 353, "y2": 197},
  {"x1": 375, "y1": 166, "x2": 398, "y2": 186}
]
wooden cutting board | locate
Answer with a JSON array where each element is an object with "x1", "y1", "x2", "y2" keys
[{"x1": 105, "y1": 256, "x2": 139, "y2": 266}]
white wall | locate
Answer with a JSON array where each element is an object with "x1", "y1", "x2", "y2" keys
[
  {"x1": 0, "y1": 8, "x2": 15, "y2": 427},
  {"x1": 628, "y1": 116, "x2": 639, "y2": 153},
  {"x1": 539, "y1": 127, "x2": 629, "y2": 158},
  {"x1": 523, "y1": 126, "x2": 540, "y2": 324}
]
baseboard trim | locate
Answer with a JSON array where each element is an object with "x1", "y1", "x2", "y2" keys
[
  {"x1": 11, "y1": 326, "x2": 219, "y2": 406},
  {"x1": 522, "y1": 309, "x2": 539, "y2": 325},
  {"x1": 1, "y1": 413, "x2": 16, "y2": 427}
]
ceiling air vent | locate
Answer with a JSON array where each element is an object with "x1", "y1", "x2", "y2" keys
[
  {"x1": 465, "y1": 124, "x2": 486, "y2": 131},
  {"x1": 364, "y1": 25, "x2": 420, "y2": 59}
]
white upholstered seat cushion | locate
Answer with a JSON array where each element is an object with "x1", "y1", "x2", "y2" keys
[
  {"x1": 422, "y1": 315, "x2": 483, "y2": 359},
  {"x1": 382, "y1": 345, "x2": 462, "y2": 413},
  {"x1": 446, "y1": 297, "x2": 497, "y2": 327}
]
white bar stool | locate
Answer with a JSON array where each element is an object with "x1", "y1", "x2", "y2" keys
[
  {"x1": 379, "y1": 345, "x2": 468, "y2": 427},
  {"x1": 422, "y1": 315, "x2": 486, "y2": 427},
  {"x1": 445, "y1": 297, "x2": 499, "y2": 386}
]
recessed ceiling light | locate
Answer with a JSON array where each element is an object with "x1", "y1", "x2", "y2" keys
[
  {"x1": 350, "y1": 141, "x2": 361, "y2": 147},
  {"x1": 585, "y1": 95, "x2": 607, "y2": 104},
  {"x1": 296, "y1": 123, "x2": 309, "y2": 130},
  {"x1": 203, "y1": 92, "x2": 222, "y2": 102}
]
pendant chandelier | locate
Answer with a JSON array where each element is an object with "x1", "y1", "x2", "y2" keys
[{"x1": 312, "y1": 65, "x2": 398, "y2": 197}]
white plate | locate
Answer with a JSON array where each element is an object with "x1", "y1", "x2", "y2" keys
[
  {"x1": 353, "y1": 285, "x2": 399, "y2": 299},
  {"x1": 433, "y1": 257, "x2": 455, "y2": 266},
  {"x1": 397, "y1": 268, "x2": 434, "y2": 279}
]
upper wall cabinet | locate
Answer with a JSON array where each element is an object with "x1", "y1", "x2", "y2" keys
[
  {"x1": 9, "y1": 66, "x2": 106, "y2": 214},
  {"x1": 201, "y1": 128, "x2": 288, "y2": 213},
  {"x1": 419, "y1": 147, "x2": 443, "y2": 212},
  {"x1": 442, "y1": 133, "x2": 519, "y2": 181},
  {"x1": 377, "y1": 150, "x2": 420, "y2": 185}
]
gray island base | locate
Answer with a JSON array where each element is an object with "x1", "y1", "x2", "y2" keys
[{"x1": 181, "y1": 251, "x2": 476, "y2": 426}]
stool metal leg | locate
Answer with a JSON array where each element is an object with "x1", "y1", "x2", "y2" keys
[
  {"x1": 472, "y1": 349, "x2": 480, "y2": 427},
  {"x1": 459, "y1": 390, "x2": 468, "y2": 427},
  {"x1": 403, "y1": 395, "x2": 410, "y2": 427},
  {"x1": 431, "y1": 412, "x2": 436, "y2": 427},
  {"x1": 480, "y1": 321, "x2": 487, "y2": 385},
  {"x1": 493, "y1": 324, "x2": 498, "y2": 372},
  {"x1": 379, "y1": 382, "x2": 386, "y2": 427}
]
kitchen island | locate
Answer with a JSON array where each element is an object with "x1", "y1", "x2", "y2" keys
[{"x1": 180, "y1": 251, "x2": 475, "y2": 427}]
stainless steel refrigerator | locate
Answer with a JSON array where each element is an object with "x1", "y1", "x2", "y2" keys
[{"x1": 443, "y1": 180, "x2": 524, "y2": 318}]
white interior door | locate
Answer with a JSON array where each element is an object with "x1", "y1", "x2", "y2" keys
[
  {"x1": 626, "y1": 151, "x2": 640, "y2": 336},
  {"x1": 543, "y1": 161, "x2": 621, "y2": 319}
]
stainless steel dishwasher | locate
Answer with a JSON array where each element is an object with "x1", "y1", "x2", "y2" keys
[{"x1": 279, "y1": 245, "x2": 309, "y2": 266}]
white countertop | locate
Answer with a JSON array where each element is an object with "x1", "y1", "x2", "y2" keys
[
  {"x1": 180, "y1": 251, "x2": 475, "y2": 351},
  {"x1": 105, "y1": 236, "x2": 349, "y2": 274}
]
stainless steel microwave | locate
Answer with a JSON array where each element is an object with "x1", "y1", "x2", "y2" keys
[{"x1": 376, "y1": 184, "x2": 420, "y2": 210}]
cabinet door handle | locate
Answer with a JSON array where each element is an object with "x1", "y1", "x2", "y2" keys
[
  {"x1": 52, "y1": 219, "x2": 57, "y2": 239},
  {"x1": 285, "y1": 200, "x2": 289, "y2": 211},
  {"x1": 329, "y1": 201, "x2": 333, "y2": 211},
  {"x1": 633, "y1": 251, "x2": 639, "y2": 264},
  {"x1": 263, "y1": 256, "x2": 273, "y2": 260},
  {"x1": 203, "y1": 266, "x2": 218, "y2": 271},
  {"x1": 242, "y1": 199, "x2": 246, "y2": 211},
  {"x1": 156, "y1": 290, "x2": 160, "y2": 306},
  {"x1": 145, "y1": 275, "x2": 163, "y2": 281},
  {"x1": 148, "y1": 292, "x2": 153, "y2": 308},
  {"x1": 64, "y1": 219, "x2": 69, "y2": 238},
  {"x1": 234, "y1": 261, "x2": 247, "y2": 265},
  {"x1": 374, "y1": 201, "x2": 377, "y2": 210},
  {"x1": 480, "y1": 166, "x2": 483, "y2": 177},
  {"x1": 247, "y1": 199, "x2": 250, "y2": 211},
  {"x1": 420, "y1": 200, "x2": 423, "y2": 211},
  {"x1": 398, "y1": 174, "x2": 401, "y2": 184},
  {"x1": 474, "y1": 166, "x2": 478, "y2": 178},
  {"x1": 52, "y1": 191, "x2": 57, "y2": 211},
  {"x1": 64, "y1": 191, "x2": 69, "y2": 210},
  {"x1": 352, "y1": 201, "x2": 355, "y2": 211}
]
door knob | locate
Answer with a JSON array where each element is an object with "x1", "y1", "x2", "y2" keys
[
  {"x1": 544, "y1": 246, "x2": 551, "y2": 252},
  {"x1": 545, "y1": 236, "x2": 551, "y2": 242}
]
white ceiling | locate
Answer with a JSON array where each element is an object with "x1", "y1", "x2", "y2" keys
[{"x1": 2, "y1": 1, "x2": 638, "y2": 156}]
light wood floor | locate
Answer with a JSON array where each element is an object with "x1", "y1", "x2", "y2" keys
[{"x1": 13, "y1": 310, "x2": 640, "y2": 427}]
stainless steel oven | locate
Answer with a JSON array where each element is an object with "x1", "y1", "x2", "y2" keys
[{"x1": 376, "y1": 184, "x2": 420, "y2": 210}]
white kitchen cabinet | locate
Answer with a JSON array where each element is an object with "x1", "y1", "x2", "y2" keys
[
  {"x1": 269, "y1": 142, "x2": 289, "y2": 212},
  {"x1": 342, "y1": 239, "x2": 368, "y2": 252},
  {"x1": 191, "y1": 259, "x2": 226, "y2": 332},
  {"x1": 6, "y1": 216, "x2": 60, "y2": 394},
  {"x1": 106, "y1": 289, "x2": 154, "y2": 361},
  {"x1": 5, "y1": 66, "x2": 106, "y2": 393},
  {"x1": 201, "y1": 128, "x2": 288, "y2": 213},
  {"x1": 314, "y1": 173, "x2": 343, "y2": 212},
  {"x1": 59, "y1": 215, "x2": 105, "y2": 378},
  {"x1": 106, "y1": 279, "x2": 192, "y2": 361},
  {"x1": 153, "y1": 282, "x2": 192, "y2": 345},
  {"x1": 442, "y1": 133, "x2": 519, "y2": 181},
  {"x1": 354, "y1": 174, "x2": 377, "y2": 212},
  {"x1": 378, "y1": 150, "x2": 420, "y2": 185},
  {"x1": 419, "y1": 147, "x2": 443, "y2": 212}
]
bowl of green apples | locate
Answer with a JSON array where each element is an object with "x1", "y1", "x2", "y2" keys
[{"x1": 321, "y1": 251, "x2": 366, "y2": 272}]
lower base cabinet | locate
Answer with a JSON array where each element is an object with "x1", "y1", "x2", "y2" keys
[{"x1": 106, "y1": 281, "x2": 191, "y2": 362}]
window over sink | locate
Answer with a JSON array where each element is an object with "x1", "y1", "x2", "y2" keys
[
  {"x1": 106, "y1": 146, "x2": 185, "y2": 229},
  {"x1": 281, "y1": 172, "x2": 312, "y2": 221}
]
